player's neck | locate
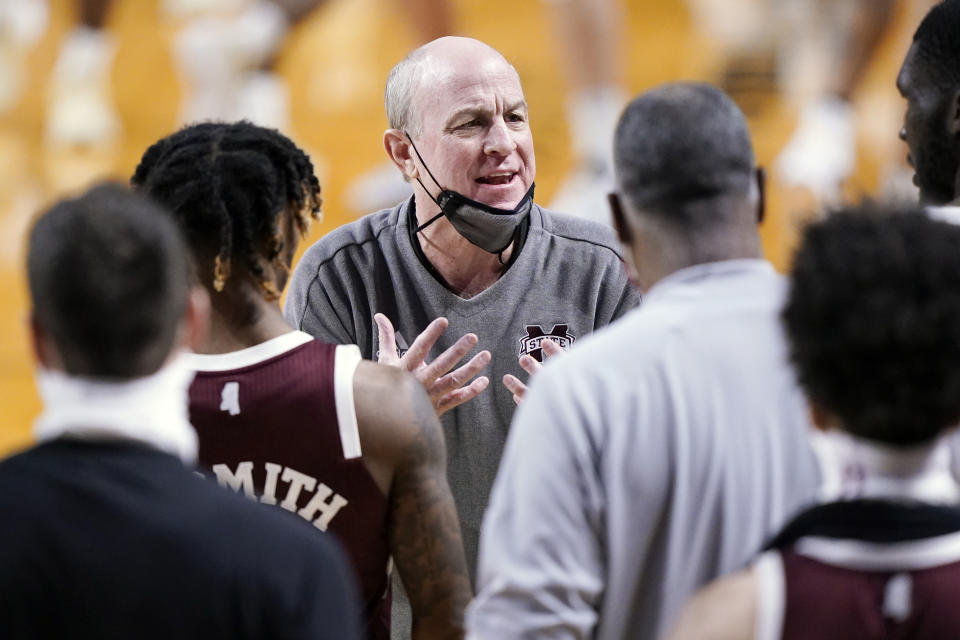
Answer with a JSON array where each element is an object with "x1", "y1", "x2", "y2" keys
[{"x1": 196, "y1": 291, "x2": 293, "y2": 354}]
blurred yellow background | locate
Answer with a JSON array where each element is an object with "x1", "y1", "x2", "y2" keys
[{"x1": 0, "y1": 0, "x2": 924, "y2": 455}]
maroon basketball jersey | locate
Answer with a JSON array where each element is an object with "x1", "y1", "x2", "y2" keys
[
  {"x1": 756, "y1": 502, "x2": 960, "y2": 640},
  {"x1": 187, "y1": 332, "x2": 390, "y2": 640}
]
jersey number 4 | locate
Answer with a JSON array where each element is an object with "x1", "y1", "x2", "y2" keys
[{"x1": 220, "y1": 381, "x2": 241, "y2": 416}]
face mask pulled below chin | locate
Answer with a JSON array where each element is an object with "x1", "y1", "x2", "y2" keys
[{"x1": 406, "y1": 132, "x2": 534, "y2": 254}]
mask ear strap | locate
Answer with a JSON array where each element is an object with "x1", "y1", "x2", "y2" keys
[
  {"x1": 412, "y1": 174, "x2": 444, "y2": 233},
  {"x1": 416, "y1": 209, "x2": 445, "y2": 233},
  {"x1": 405, "y1": 131, "x2": 447, "y2": 233},
  {"x1": 405, "y1": 132, "x2": 445, "y2": 193},
  {"x1": 497, "y1": 219, "x2": 524, "y2": 264}
]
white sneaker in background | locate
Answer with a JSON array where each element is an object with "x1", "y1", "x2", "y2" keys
[
  {"x1": 162, "y1": 0, "x2": 248, "y2": 18},
  {"x1": 775, "y1": 97, "x2": 855, "y2": 204},
  {"x1": 0, "y1": 0, "x2": 49, "y2": 114},
  {"x1": 548, "y1": 86, "x2": 624, "y2": 226},
  {"x1": 233, "y1": 71, "x2": 289, "y2": 131},
  {"x1": 0, "y1": 0, "x2": 47, "y2": 43},
  {"x1": 173, "y1": 1, "x2": 288, "y2": 125},
  {"x1": 548, "y1": 158, "x2": 614, "y2": 227},
  {"x1": 344, "y1": 161, "x2": 413, "y2": 216},
  {"x1": 45, "y1": 26, "x2": 120, "y2": 146},
  {"x1": 685, "y1": 0, "x2": 772, "y2": 50},
  {"x1": 0, "y1": 39, "x2": 24, "y2": 115}
]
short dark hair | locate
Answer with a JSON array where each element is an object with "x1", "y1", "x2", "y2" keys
[
  {"x1": 131, "y1": 121, "x2": 321, "y2": 299},
  {"x1": 912, "y1": 0, "x2": 960, "y2": 91},
  {"x1": 613, "y1": 83, "x2": 754, "y2": 226},
  {"x1": 27, "y1": 183, "x2": 190, "y2": 378},
  {"x1": 783, "y1": 202, "x2": 960, "y2": 445}
]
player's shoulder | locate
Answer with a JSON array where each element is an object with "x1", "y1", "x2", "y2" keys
[
  {"x1": 297, "y1": 202, "x2": 404, "y2": 270},
  {"x1": 351, "y1": 360, "x2": 442, "y2": 471},
  {"x1": 532, "y1": 204, "x2": 624, "y2": 259},
  {"x1": 665, "y1": 568, "x2": 757, "y2": 640},
  {"x1": 0, "y1": 445, "x2": 47, "y2": 511}
]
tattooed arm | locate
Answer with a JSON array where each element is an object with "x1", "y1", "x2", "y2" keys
[{"x1": 354, "y1": 361, "x2": 471, "y2": 639}]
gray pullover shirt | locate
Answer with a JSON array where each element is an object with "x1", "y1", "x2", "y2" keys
[{"x1": 284, "y1": 197, "x2": 639, "y2": 578}]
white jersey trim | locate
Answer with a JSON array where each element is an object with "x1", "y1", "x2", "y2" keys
[
  {"x1": 185, "y1": 331, "x2": 314, "y2": 371},
  {"x1": 334, "y1": 344, "x2": 363, "y2": 460},
  {"x1": 926, "y1": 205, "x2": 960, "y2": 226},
  {"x1": 754, "y1": 551, "x2": 785, "y2": 640},
  {"x1": 795, "y1": 531, "x2": 960, "y2": 571}
]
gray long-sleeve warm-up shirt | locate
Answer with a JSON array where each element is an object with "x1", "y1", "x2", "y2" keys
[{"x1": 284, "y1": 197, "x2": 640, "y2": 579}]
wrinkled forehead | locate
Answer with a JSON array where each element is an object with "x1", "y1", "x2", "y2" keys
[{"x1": 412, "y1": 54, "x2": 526, "y2": 126}]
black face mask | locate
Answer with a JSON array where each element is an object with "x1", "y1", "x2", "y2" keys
[{"x1": 406, "y1": 132, "x2": 534, "y2": 254}]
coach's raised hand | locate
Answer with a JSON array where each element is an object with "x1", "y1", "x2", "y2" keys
[
  {"x1": 502, "y1": 338, "x2": 564, "y2": 405},
  {"x1": 375, "y1": 313, "x2": 491, "y2": 416}
]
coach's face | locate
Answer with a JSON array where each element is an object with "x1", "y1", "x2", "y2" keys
[
  {"x1": 408, "y1": 42, "x2": 536, "y2": 210},
  {"x1": 897, "y1": 43, "x2": 960, "y2": 205}
]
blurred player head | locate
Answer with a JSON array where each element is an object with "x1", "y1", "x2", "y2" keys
[
  {"x1": 784, "y1": 202, "x2": 960, "y2": 445},
  {"x1": 609, "y1": 82, "x2": 763, "y2": 290},
  {"x1": 383, "y1": 37, "x2": 536, "y2": 227},
  {"x1": 131, "y1": 121, "x2": 321, "y2": 303},
  {"x1": 897, "y1": 0, "x2": 960, "y2": 205},
  {"x1": 27, "y1": 183, "x2": 206, "y2": 378}
]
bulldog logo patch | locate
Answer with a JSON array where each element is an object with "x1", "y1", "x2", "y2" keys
[{"x1": 518, "y1": 324, "x2": 576, "y2": 362}]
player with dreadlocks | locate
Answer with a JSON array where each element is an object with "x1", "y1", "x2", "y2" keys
[{"x1": 132, "y1": 121, "x2": 471, "y2": 640}]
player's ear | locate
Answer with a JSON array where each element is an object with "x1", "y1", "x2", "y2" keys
[
  {"x1": 180, "y1": 285, "x2": 210, "y2": 353},
  {"x1": 755, "y1": 167, "x2": 766, "y2": 226},
  {"x1": 27, "y1": 312, "x2": 60, "y2": 370},
  {"x1": 609, "y1": 192, "x2": 643, "y2": 287},
  {"x1": 948, "y1": 88, "x2": 960, "y2": 138},
  {"x1": 608, "y1": 192, "x2": 632, "y2": 246},
  {"x1": 384, "y1": 129, "x2": 417, "y2": 181}
]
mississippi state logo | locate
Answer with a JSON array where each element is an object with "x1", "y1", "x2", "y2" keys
[{"x1": 518, "y1": 324, "x2": 576, "y2": 362}]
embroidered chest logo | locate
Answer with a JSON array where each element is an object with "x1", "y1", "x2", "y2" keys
[{"x1": 518, "y1": 324, "x2": 576, "y2": 362}]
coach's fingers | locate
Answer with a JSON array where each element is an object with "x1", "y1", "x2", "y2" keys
[
  {"x1": 541, "y1": 338, "x2": 564, "y2": 359},
  {"x1": 502, "y1": 374, "x2": 527, "y2": 405},
  {"x1": 374, "y1": 313, "x2": 400, "y2": 366},
  {"x1": 435, "y1": 376, "x2": 490, "y2": 416},
  {"x1": 422, "y1": 333, "x2": 480, "y2": 385},
  {"x1": 429, "y1": 349, "x2": 491, "y2": 397},
  {"x1": 398, "y1": 316, "x2": 449, "y2": 373},
  {"x1": 518, "y1": 354, "x2": 542, "y2": 377}
]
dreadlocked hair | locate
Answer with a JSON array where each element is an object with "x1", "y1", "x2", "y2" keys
[{"x1": 131, "y1": 121, "x2": 321, "y2": 300}]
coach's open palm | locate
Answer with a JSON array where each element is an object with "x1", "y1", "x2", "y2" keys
[{"x1": 374, "y1": 313, "x2": 491, "y2": 416}]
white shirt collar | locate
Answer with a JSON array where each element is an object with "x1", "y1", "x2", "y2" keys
[
  {"x1": 643, "y1": 259, "x2": 774, "y2": 303},
  {"x1": 926, "y1": 205, "x2": 960, "y2": 226},
  {"x1": 33, "y1": 353, "x2": 198, "y2": 464},
  {"x1": 811, "y1": 429, "x2": 960, "y2": 504}
]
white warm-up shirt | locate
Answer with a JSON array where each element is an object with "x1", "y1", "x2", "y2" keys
[{"x1": 467, "y1": 259, "x2": 822, "y2": 640}]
